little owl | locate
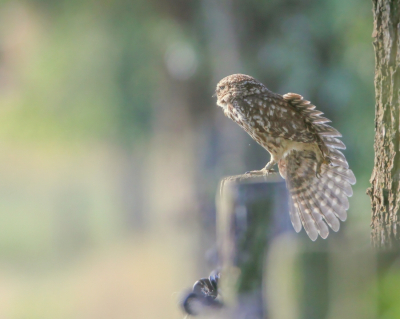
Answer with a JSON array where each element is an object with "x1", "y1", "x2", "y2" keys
[{"x1": 215, "y1": 74, "x2": 355, "y2": 241}]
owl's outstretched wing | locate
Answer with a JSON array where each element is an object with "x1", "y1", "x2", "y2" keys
[
  {"x1": 282, "y1": 93, "x2": 346, "y2": 165},
  {"x1": 232, "y1": 94, "x2": 317, "y2": 143},
  {"x1": 278, "y1": 149, "x2": 355, "y2": 240},
  {"x1": 234, "y1": 92, "x2": 346, "y2": 163}
]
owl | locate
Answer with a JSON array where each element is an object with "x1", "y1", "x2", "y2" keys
[{"x1": 215, "y1": 74, "x2": 356, "y2": 241}]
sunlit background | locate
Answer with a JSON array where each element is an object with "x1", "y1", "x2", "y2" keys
[{"x1": 0, "y1": 0, "x2": 380, "y2": 318}]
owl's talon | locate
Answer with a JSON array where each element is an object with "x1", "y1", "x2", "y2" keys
[
  {"x1": 245, "y1": 168, "x2": 276, "y2": 176},
  {"x1": 245, "y1": 170, "x2": 262, "y2": 176},
  {"x1": 263, "y1": 168, "x2": 276, "y2": 174},
  {"x1": 316, "y1": 161, "x2": 324, "y2": 178}
]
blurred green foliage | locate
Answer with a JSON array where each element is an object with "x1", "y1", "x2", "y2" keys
[
  {"x1": 0, "y1": 0, "x2": 388, "y2": 318},
  {"x1": 0, "y1": 0, "x2": 158, "y2": 146}
]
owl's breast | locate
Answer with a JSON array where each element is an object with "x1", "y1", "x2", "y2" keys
[
  {"x1": 225, "y1": 103, "x2": 246, "y2": 125},
  {"x1": 237, "y1": 115, "x2": 284, "y2": 155}
]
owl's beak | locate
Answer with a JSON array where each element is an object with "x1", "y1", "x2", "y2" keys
[{"x1": 212, "y1": 92, "x2": 217, "y2": 98}]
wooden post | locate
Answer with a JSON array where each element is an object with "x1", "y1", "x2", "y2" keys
[
  {"x1": 217, "y1": 174, "x2": 290, "y2": 319},
  {"x1": 182, "y1": 173, "x2": 385, "y2": 318}
]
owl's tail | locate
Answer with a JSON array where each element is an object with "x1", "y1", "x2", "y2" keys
[{"x1": 279, "y1": 149, "x2": 356, "y2": 241}]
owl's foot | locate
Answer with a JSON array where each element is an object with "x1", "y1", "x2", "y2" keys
[
  {"x1": 245, "y1": 168, "x2": 276, "y2": 176},
  {"x1": 262, "y1": 168, "x2": 276, "y2": 175},
  {"x1": 316, "y1": 159, "x2": 329, "y2": 178},
  {"x1": 245, "y1": 160, "x2": 277, "y2": 176}
]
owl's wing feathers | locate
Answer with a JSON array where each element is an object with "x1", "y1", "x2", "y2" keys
[
  {"x1": 237, "y1": 93, "x2": 345, "y2": 164},
  {"x1": 282, "y1": 93, "x2": 346, "y2": 167},
  {"x1": 276, "y1": 92, "x2": 356, "y2": 240},
  {"x1": 235, "y1": 92, "x2": 356, "y2": 240},
  {"x1": 279, "y1": 149, "x2": 355, "y2": 240},
  {"x1": 235, "y1": 95, "x2": 317, "y2": 143}
]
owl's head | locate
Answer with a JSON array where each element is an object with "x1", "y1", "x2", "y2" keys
[{"x1": 215, "y1": 74, "x2": 265, "y2": 109}]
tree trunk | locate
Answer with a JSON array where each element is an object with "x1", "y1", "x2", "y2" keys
[{"x1": 368, "y1": 0, "x2": 400, "y2": 248}]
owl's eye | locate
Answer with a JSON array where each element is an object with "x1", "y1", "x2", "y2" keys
[{"x1": 219, "y1": 86, "x2": 225, "y2": 90}]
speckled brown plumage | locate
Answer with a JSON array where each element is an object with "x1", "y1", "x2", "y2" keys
[{"x1": 215, "y1": 74, "x2": 355, "y2": 241}]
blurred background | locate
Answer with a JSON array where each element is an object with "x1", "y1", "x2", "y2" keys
[{"x1": 0, "y1": 0, "x2": 376, "y2": 318}]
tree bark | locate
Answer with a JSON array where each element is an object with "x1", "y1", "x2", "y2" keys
[{"x1": 368, "y1": 0, "x2": 400, "y2": 248}]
